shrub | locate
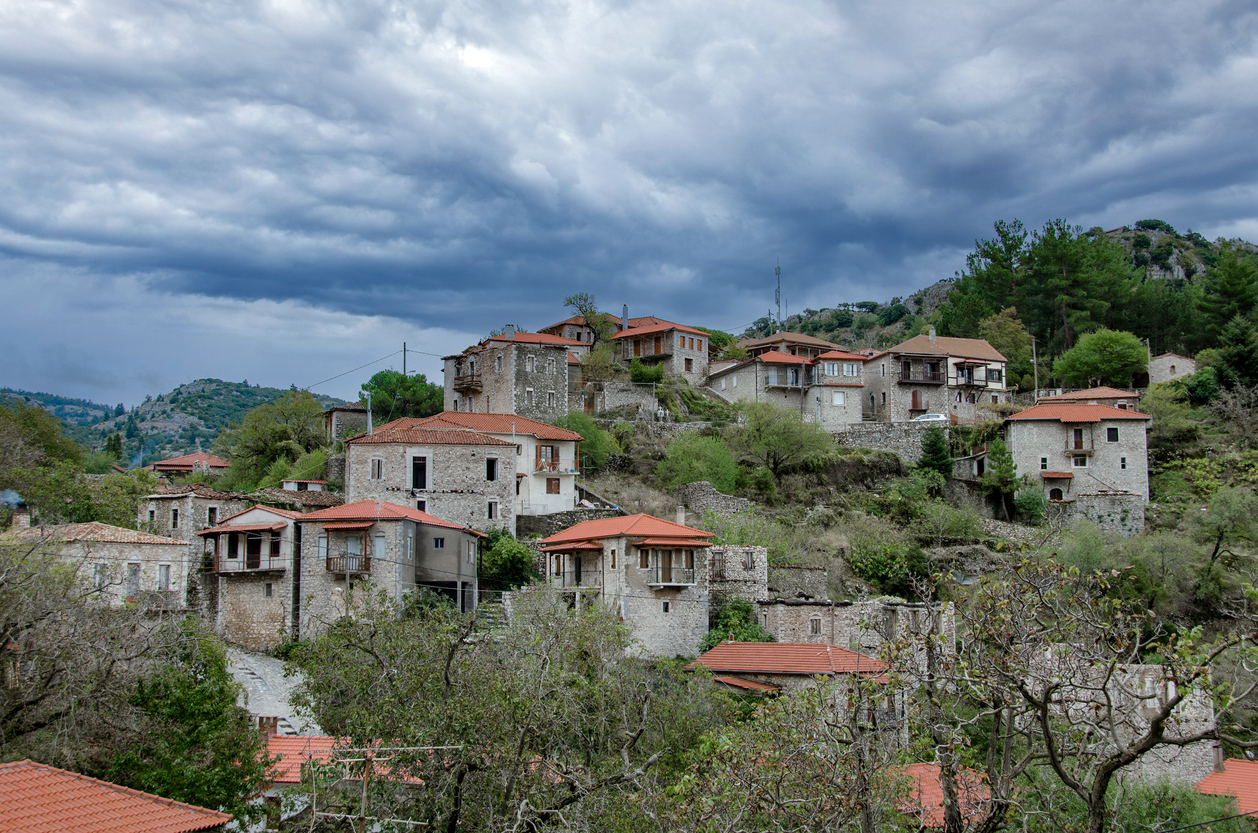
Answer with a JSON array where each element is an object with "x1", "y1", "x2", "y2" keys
[
  {"x1": 629, "y1": 358, "x2": 664, "y2": 383},
  {"x1": 656, "y1": 432, "x2": 738, "y2": 493},
  {"x1": 481, "y1": 535, "x2": 538, "y2": 592},
  {"x1": 846, "y1": 540, "x2": 928, "y2": 598},
  {"x1": 699, "y1": 598, "x2": 774, "y2": 652},
  {"x1": 1013, "y1": 484, "x2": 1047, "y2": 526},
  {"x1": 553, "y1": 412, "x2": 622, "y2": 472}
]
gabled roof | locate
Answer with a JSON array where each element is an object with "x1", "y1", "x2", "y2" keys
[
  {"x1": 896, "y1": 763, "x2": 991, "y2": 829},
  {"x1": 688, "y1": 642, "x2": 888, "y2": 677},
  {"x1": 1007, "y1": 403, "x2": 1151, "y2": 423},
  {"x1": 814, "y1": 350, "x2": 868, "y2": 362},
  {"x1": 1197, "y1": 758, "x2": 1258, "y2": 815},
  {"x1": 344, "y1": 419, "x2": 517, "y2": 446},
  {"x1": 149, "y1": 483, "x2": 252, "y2": 500},
  {"x1": 298, "y1": 500, "x2": 487, "y2": 537},
  {"x1": 756, "y1": 351, "x2": 809, "y2": 365},
  {"x1": 411, "y1": 412, "x2": 583, "y2": 442},
  {"x1": 0, "y1": 759, "x2": 231, "y2": 832},
  {"x1": 540, "y1": 513, "x2": 714, "y2": 546},
  {"x1": 214, "y1": 504, "x2": 303, "y2": 524},
  {"x1": 485, "y1": 332, "x2": 586, "y2": 347},
  {"x1": 1038, "y1": 386, "x2": 1139, "y2": 402},
  {"x1": 612, "y1": 320, "x2": 708, "y2": 339},
  {"x1": 1153, "y1": 352, "x2": 1195, "y2": 362},
  {"x1": 151, "y1": 452, "x2": 230, "y2": 470},
  {"x1": 7, "y1": 522, "x2": 187, "y2": 546},
  {"x1": 739, "y1": 332, "x2": 842, "y2": 350},
  {"x1": 890, "y1": 334, "x2": 1007, "y2": 363}
]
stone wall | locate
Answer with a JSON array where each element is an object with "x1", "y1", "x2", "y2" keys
[
  {"x1": 768, "y1": 565, "x2": 829, "y2": 599},
  {"x1": 676, "y1": 481, "x2": 751, "y2": 518},
  {"x1": 1005, "y1": 416, "x2": 1150, "y2": 501},
  {"x1": 1068, "y1": 492, "x2": 1146, "y2": 536},
  {"x1": 832, "y1": 422, "x2": 930, "y2": 465},
  {"x1": 516, "y1": 508, "x2": 625, "y2": 539},
  {"x1": 217, "y1": 571, "x2": 291, "y2": 651},
  {"x1": 709, "y1": 545, "x2": 769, "y2": 604},
  {"x1": 325, "y1": 453, "x2": 345, "y2": 484}
]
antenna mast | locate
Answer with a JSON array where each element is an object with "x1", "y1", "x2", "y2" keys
[{"x1": 775, "y1": 263, "x2": 782, "y2": 333}]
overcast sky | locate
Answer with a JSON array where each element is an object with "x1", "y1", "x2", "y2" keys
[{"x1": 2, "y1": 0, "x2": 1256, "y2": 405}]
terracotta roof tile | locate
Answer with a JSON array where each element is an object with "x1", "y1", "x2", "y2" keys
[
  {"x1": 486, "y1": 332, "x2": 586, "y2": 346},
  {"x1": 344, "y1": 421, "x2": 517, "y2": 446},
  {"x1": 756, "y1": 351, "x2": 809, "y2": 365},
  {"x1": 612, "y1": 320, "x2": 708, "y2": 339},
  {"x1": 712, "y1": 675, "x2": 781, "y2": 692},
  {"x1": 151, "y1": 452, "x2": 231, "y2": 470},
  {"x1": 1038, "y1": 386, "x2": 1139, "y2": 402},
  {"x1": 739, "y1": 332, "x2": 842, "y2": 350},
  {"x1": 540, "y1": 513, "x2": 714, "y2": 546},
  {"x1": 891, "y1": 334, "x2": 1007, "y2": 362},
  {"x1": 196, "y1": 522, "x2": 286, "y2": 536},
  {"x1": 267, "y1": 736, "x2": 344, "y2": 784},
  {"x1": 687, "y1": 642, "x2": 888, "y2": 676},
  {"x1": 814, "y1": 350, "x2": 868, "y2": 362},
  {"x1": 0, "y1": 759, "x2": 231, "y2": 832},
  {"x1": 410, "y1": 412, "x2": 583, "y2": 441},
  {"x1": 1007, "y1": 403, "x2": 1151, "y2": 423},
  {"x1": 895, "y1": 763, "x2": 990, "y2": 829},
  {"x1": 1041, "y1": 471, "x2": 1074, "y2": 479},
  {"x1": 7, "y1": 522, "x2": 186, "y2": 546},
  {"x1": 216, "y1": 505, "x2": 303, "y2": 524},
  {"x1": 151, "y1": 483, "x2": 252, "y2": 499},
  {"x1": 1197, "y1": 758, "x2": 1258, "y2": 815},
  {"x1": 299, "y1": 500, "x2": 487, "y2": 537}
]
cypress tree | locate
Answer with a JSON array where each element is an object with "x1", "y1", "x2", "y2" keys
[{"x1": 917, "y1": 424, "x2": 953, "y2": 481}]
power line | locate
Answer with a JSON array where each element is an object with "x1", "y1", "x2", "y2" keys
[{"x1": 304, "y1": 351, "x2": 402, "y2": 391}]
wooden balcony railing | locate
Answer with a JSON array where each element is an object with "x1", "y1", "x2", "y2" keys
[
  {"x1": 898, "y1": 370, "x2": 945, "y2": 384},
  {"x1": 326, "y1": 554, "x2": 371, "y2": 574}
]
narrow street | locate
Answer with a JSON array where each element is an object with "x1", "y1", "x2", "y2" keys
[{"x1": 226, "y1": 647, "x2": 322, "y2": 736}]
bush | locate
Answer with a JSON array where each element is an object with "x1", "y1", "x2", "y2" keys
[
  {"x1": 481, "y1": 534, "x2": 539, "y2": 592},
  {"x1": 553, "y1": 412, "x2": 622, "y2": 472},
  {"x1": 629, "y1": 358, "x2": 664, "y2": 383},
  {"x1": 699, "y1": 598, "x2": 774, "y2": 653},
  {"x1": 846, "y1": 539, "x2": 928, "y2": 598},
  {"x1": 1014, "y1": 485, "x2": 1047, "y2": 526},
  {"x1": 656, "y1": 432, "x2": 739, "y2": 493}
]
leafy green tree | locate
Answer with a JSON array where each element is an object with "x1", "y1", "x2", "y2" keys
[
  {"x1": 977, "y1": 308, "x2": 1034, "y2": 386},
  {"x1": 214, "y1": 390, "x2": 326, "y2": 490},
  {"x1": 552, "y1": 411, "x2": 621, "y2": 472},
  {"x1": 699, "y1": 598, "x2": 774, "y2": 652},
  {"x1": 937, "y1": 219, "x2": 1030, "y2": 337},
  {"x1": 916, "y1": 425, "x2": 953, "y2": 483},
  {"x1": 1052, "y1": 328, "x2": 1147, "y2": 388},
  {"x1": 563, "y1": 292, "x2": 616, "y2": 344},
  {"x1": 727, "y1": 403, "x2": 833, "y2": 482},
  {"x1": 109, "y1": 619, "x2": 274, "y2": 821},
  {"x1": 978, "y1": 437, "x2": 1018, "y2": 520},
  {"x1": 481, "y1": 534, "x2": 538, "y2": 591},
  {"x1": 656, "y1": 432, "x2": 738, "y2": 493},
  {"x1": 1141, "y1": 384, "x2": 1200, "y2": 450},
  {"x1": 360, "y1": 369, "x2": 443, "y2": 424}
]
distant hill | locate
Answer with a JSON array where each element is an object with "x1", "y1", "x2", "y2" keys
[{"x1": 3, "y1": 380, "x2": 349, "y2": 464}]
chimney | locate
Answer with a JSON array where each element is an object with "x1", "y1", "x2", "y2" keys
[
  {"x1": 256, "y1": 715, "x2": 280, "y2": 741},
  {"x1": 1214, "y1": 743, "x2": 1226, "y2": 773},
  {"x1": 622, "y1": 304, "x2": 629, "y2": 332},
  {"x1": 928, "y1": 325, "x2": 937, "y2": 344},
  {"x1": 676, "y1": 506, "x2": 687, "y2": 526},
  {"x1": 11, "y1": 508, "x2": 30, "y2": 529},
  {"x1": 505, "y1": 324, "x2": 515, "y2": 339}
]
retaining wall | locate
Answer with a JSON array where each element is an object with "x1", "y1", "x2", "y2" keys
[{"x1": 832, "y1": 421, "x2": 930, "y2": 465}]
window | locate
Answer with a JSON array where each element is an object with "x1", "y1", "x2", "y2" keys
[
  {"x1": 416, "y1": 500, "x2": 426, "y2": 512},
  {"x1": 495, "y1": 355, "x2": 502, "y2": 372},
  {"x1": 94, "y1": 563, "x2": 107, "y2": 588},
  {"x1": 487, "y1": 501, "x2": 498, "y2": 520},
  {"x1": 227, "y1": 533, "x2": 240, "y2": 559},
  {"x1": 720, "y1": 378, "x2": 726, "y2": 390},
  {"x1": 411, "y1": 456, "x2": 427, "y2": 489},
  {"x1": 991, "y1": 395, "x2": 998, "y2": 404},
  {"x1": 1121, "y1": 457, "x2": 1127, "y2": 469},
  {"x1": 171, "y1": 508, "x2": 179, "y2": 529},
  {"x1": 452, "y1": 398, "x2": 459, "y2": 411},
  {"x1": 467, "y1": 541, "x2": 475, "y2": 563},
  {"x1": 526, "y1": 388, "x2": 534, "y2": 407},
  {"x1": 246, "y1": 534, "x2": 262, "y2": 560},
  {"x1": 881, "y1": 363, "x2": 886, "y2": 377},
  {"x1": 697, "y1": 340, "x2": 703, "y2": 352},
  {"x1": 125, "y1": 563, "x2": 140, "y2": 595},
  {"x1": 547, "y1": 477, "x2": 560, "y2": 494},
  {"x1": 371, "y1": 458, "x2": 384, "y2": 480},
  {"x1": 1040, "y1": 457, "x2": 1048, "y2": 470},
  {"x1": 317, "y1": 534, "x2": 327, "y2": 561},
  {"x1": 844, "y1": 363, "x2": 859, "y2": 377},
  {"x1": 1049, "y1": 488, "x2": 1064, "y2": 501},
  {"x1": 433, "y1": 537, "x2": 445, "y2": 549},
  {"x1": 832, "y1": 390, "x2": 845, "y2": 406},
  {"x1": 684, "y1": 549, "x2": 694, "y2": 569},
  {"x1": 264, "y1": 582, "x2": 273, "y2": 597},
  {"x1": 270, "y1": 534, "x2": 281, "y2": 558},
  {"x1": 987, "y1": 368, "x2": 1003, "y2": 382},
  {"x1": 158, "y1": 564, "x2": 170, "y2": 591},
  {"x1": 809, "y1": 618, "x2": 822, "y2": 635},
  {"x1": 611, "y1": 548, "x2": 616, "y2": 568},
  {"x1": 375, "y1": 533, "x2": 386, "y2": 561},
  {"x1": 743, "y1": 550, "x2": 754, "y2": 570},
  {"x1": 207, "y1": 507, "x2": 217, "y2": 525},
  {"x1": 685, "y1": 358, "x2": 693, "y2": 371},
  {"x1": 148, "y1": 508, "x2": 155, "y2": 522},
  {"x1": 1107, "y1": 427, "x2": 1119, "y2": 442},
  {"x1": 547, "y1": 358, "x2": 555, "y2": 373},
  {"x1": 486, "y1": 458, "x2": 498, "y2": 481},
  {"x1": 537, "y1": 444, "x2": 559, "y2": 472},
  {"x1": 825, "y1": 362, "x2": 838, "y2": 376},
  {"x1": 526, "y1": 355, "x2": 535, "y2": 372},
  {"x1": 661, "y1": 601, "x2": 671, "y2": 613},
  {"x1": 881, "y1": 392, "x2": 886, "y2": 405},
  {"x1": 547, "y1": 391, "x2": 555, "y2": 408},
  {"x1": 639, "y1": 549, "x2": 649, "y2": 568},
  {"x1": 1072, "y1": 455, "x2": 1088, "y2": 468},
  {"x1": 732, "y1": 376, "x2": 738, "y2": 388}
]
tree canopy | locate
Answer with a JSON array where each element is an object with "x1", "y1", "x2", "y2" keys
[
  {"x1": 214, "y1": 389, "x2": 326, "y2": 489},
  {"x1": 727, "y1": 403, "x2": 833, "y2": 482},
  {"x1": 360, "y1": 369, "x2": 443, "y2": 424},
  {"x1": 1052, "y1": 328, "x2": 1147, "y2": 388}
]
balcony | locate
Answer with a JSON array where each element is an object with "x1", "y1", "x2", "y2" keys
[
  {"x1": 649, "y1": 565, "x2": 696, "y2": 587},
  {"x1": 553, "y1": 570, "x2": 602, "y2": 589},
  {"x1": 206, "y1": 554, "x2": 286, "y2": 573},
  {"x1": 453, "y1": 371, "x2": 482, "y2": 392},
  {"x1": 326, "y1": 554, "x2": 371, "y2": 574},
  {"x1": 534, "y1": 461, "x2": 576, "y2": 473},
  {"x1": 1064, "y1": 439, "x2": 1095, "y2": 455},
  {"x1": 897, "y1": 370, "x2": 945, "y2": 385}
]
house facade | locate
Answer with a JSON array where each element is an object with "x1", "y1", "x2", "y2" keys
[
  {"x1": 295, "y1": 501, "x2": 486, "y2": 636},
  {"x1": 407, "y1": 412, "x2": 583, "y2": 516},
  {"x1": 443, "y1": 328, "x2": 589, "y2": 422},
  {"x1": 324, "y1": 403, "x2": 369, "y2": 442},
  {"x1": 1037, "y1": 386, "x2": 1141, "y2": 410},
  {"x1": 706, "y1": 348, "x2": 867, "y2": 427},
  {"x1": 612, "y1": 320, "x2": 710, "y2": 385},
  {"x1": 149, "y1": 451, "x2": 231, "y2": 478},
  {"x1": 1149, "y1": 352, "x2": 1197, "y2": 385},
  {"x1": 196, "y1": 505, "x2": 303, "y2": 650},
  {"x1": 737, "y1": 331, "x2": 844, "y2": 360},
  {"x1": 344, "y1": 419, "x2": 518, "y2": 535},
  {"x1": 139, "y1": 484, "x2": 253, "y2": 543},
  {"x1": 863, "y1": 329, "x2": 1011, "y2": 423}
]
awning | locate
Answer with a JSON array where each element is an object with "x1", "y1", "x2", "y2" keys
[
  {"x1": 1041, "y1": 472, "x2": 1075, "y2": 479},
  {"x1": 196, "y1": 522, "x2": 285, "y2": 536},
  {"x1": 541, "y1": 540, "x2": 602, "y2": 553},
  {"x1": 713, "y1": 675, "x2": 780, "y2": 692},
  {"x1": 321, "y1": 521, "x2": 375, "y2": 530},
  {"x1": 634, "y1": 538, "x2": 714, "y2": 548}
]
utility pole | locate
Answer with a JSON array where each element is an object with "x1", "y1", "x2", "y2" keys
[
  {"x1": 402, "y1": 342, "x2": 406, "y2": 376},
  {"x1": 1032, "y1": 338, "x2": 1039, "y2": 400},
  {"x1": 775, "y1": 264, "x2": 782, "y2": 333},
  {"x1": 365, "y1": 391, "x2": 372, "y2": 434}
]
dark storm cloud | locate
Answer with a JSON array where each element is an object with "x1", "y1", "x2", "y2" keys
[{"x1": 2, "y1": 0, "x2": 1258, "y2": 402}]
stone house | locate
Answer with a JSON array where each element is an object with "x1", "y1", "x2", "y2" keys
[
  {"x1": 537, "y1": 514, "x2": 768, "y2": 658},
  {"x1": 405, "y1": 412, "x2": 584, "y2": 517},
  {"x1": 443, "y1": 328, "x2": 589, "y2": 422},
  {"x1": 296, "y1": 500, "x2": 487, "y2": 637},
  {"x1": 1149, "y1": 352, "x2": 1197, "y2": 385},
  {"x1": 324, "y1": 402, "x2": 369, "y2": 442},
  {"x1": 1005, "y1": 403, "x2": 1152, "y2": 503},
  {"x1": 343, "y1": 419, "x2": 518, "y2": 535},
  {"x1": 251, "y1": 486, "x2": 344, "y2": 514},
  {"x1": 539, "y1": 310, "x2": 678, "y2": 346},
  {"x1": 7, "y1": 521, "x2": 191, "y2": 611},
  {"x1": 757, "y1": 598, "x2": 956, "y2": 682},
  {"x1": 196, "y1": 505, "x2": 304, "y2": 650},
  {"x1": 737, "y1": 331, "x2": 844, "y2": 360},
  {"x1": 140, "y1": 484, "x2": 254, "y2": 543},
  {"x1": 1038, "y1": 386, "x2": 1141, "y2": 410},
  {"x1": 863, "y1": 328, "x2": 1011, "y2": 424},
  {"x1": 149, "y1": 451, "x2": 231, "y2": 478},
  {"x1": 706, "y1": 348, "x2": 867, "y2": 427},
  {"x1": 612, "y1": 319, "x2": 710, "y2": 385}
]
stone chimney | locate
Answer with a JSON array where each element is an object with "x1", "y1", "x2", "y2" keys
[
  {"x1": 676, "y1": 506, "x2": 687, "y2": 526},
  {"x1": 622, "y1": 304, "x2": 629, "y2": 332},
  {"x1": 1214, "y1": 743, "x2": 1226, "y2": 773},
  {"x1": 928, "y1": 325, "x2": 937, "y2": 344},
  {"x1": 505, "y1": 324, "x2": 516, "y2": 339},
  {"x1": 11, "y1": 508, "x2": 30, "y2": 529}
]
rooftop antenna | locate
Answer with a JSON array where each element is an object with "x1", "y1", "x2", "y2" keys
[{"x1": 775, "y1": 262, "x2": 782, "y2": 333}]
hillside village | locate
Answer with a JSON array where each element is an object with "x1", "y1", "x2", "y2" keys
[{"x1": 2, "y1": 219, "x2": 1258, "y2": 832}]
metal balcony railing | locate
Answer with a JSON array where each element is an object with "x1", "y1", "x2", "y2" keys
[
  {"x1": 651, "y1": 565, "x2": 696, "y2": 586},
  {"x1": 1064, "y1": 439, "x2": 1095, "y2": 453},
  {"x1": 211, "y1": 555, "x2": 287, "y2": 573},
  {"x1": 898, "y1": 370, "x2": 945, "y2": 384}
]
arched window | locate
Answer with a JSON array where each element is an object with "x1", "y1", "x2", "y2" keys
[{"x1": 1049, "y1": 488, "x2": 1064, "y2": 501}]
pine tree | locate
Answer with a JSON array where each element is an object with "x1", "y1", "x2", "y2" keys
[
  {"x1": 1198, "y1": 241, "x2": 1258, "y2": 343},
  {"x1": 917, "y1": 425, "x2": 953, "y2": 481},
  {"x1": 979, "y1": 438, "x2": 1018, "y2": 521}
]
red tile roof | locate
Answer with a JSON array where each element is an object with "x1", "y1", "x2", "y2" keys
[
  {"x1": 1007, "y1": 403, "x2": 1151, "y2": 423},
  {"x1": 739, "y1": 332, "x2": 842, "y2": 350},
  {"x1": 1039, "y1": 386, "x2": 1139, "y2": 402},
  {"x1": 298, "y1": 500, "x2": 487, "y2": 537},
  {"x1": 612, "y1": 320, "x2": 708, "y2": 339},
  {"x1": 196, "y1": 522, "x2": 285, "y2": 536},
  {"x1": 540, "y1": 539, "x2": 604, "y2": 552},
  {"x1": 568, "y1": 351, "x2": 580, "y2": 365},
  {"x1": 0, "y1": 759, "x2": 231, "y2": 832},
  {"x1": 756, "y1": 351, "x2": 809, "y2": 365},
  {"x1": 486, "y1": 332, "x2": 586, "y2": 346},
  {"x1": 634, "y1": 537, "x2": 713, "y2": 547},
  {"x1": 540, "y1": 513, "x2": 714, "y2": 546},
  {"x1": 151, "y1": 452, "x2": 231, "y2": 470},
  {"x1": 896, "y1": 763, "x2": 991, "y2": 829},
  {"x1": 411, "y1": 412, "x2": 583, "y2": 441},
  {"x1": 344, "y1": 420, "x2": 517, "y2": 446},
  {"x1": 814, "y1": 350, "x2": 868, "y2": 362},
  {"x1": 713, "y1": 675, "x2": 781, "y2": 692},
  {"x1": 216, "y1": 505, "x2": 303, "y2": 524},
  {"x1": 1041, "y1": 471, "x2": 1074, "y2": 479},
  {"x1": 1197, "y1": 758, "x2": 1258, "y2": 815},
  {"x1": 891, "y1": 334, "x2": 1007, "y2": 362},
  {"x1": 8, "y1": 522, "x2": 186, "y2": 546},
  {"x1": 687, "y1": 642, "x2": 888, "y2": 677},
  {"x1": 152, "y1": 483, "x2": 251, "y2": 499},
  {"x1": 267, "y1": 736, "x2": 343, "y2": 784}
]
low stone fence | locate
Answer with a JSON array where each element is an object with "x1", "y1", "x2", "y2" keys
[
  {"x1": 832, "y1": 422, "x2": 931, "y2": 465},
  {"x1": 516, "y1": 508, "x2": 625, "y2": 539},
  {"x1": 1053, "y1": 492, "x2": 1145, "y2": 537},
  {"x1": 676, "y1": 481, "x2": 751, "y2": 519}
]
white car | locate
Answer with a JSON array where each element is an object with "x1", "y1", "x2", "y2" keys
[{"x1": 911, "y1": 413, "x2": 950, "y2": 423}]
